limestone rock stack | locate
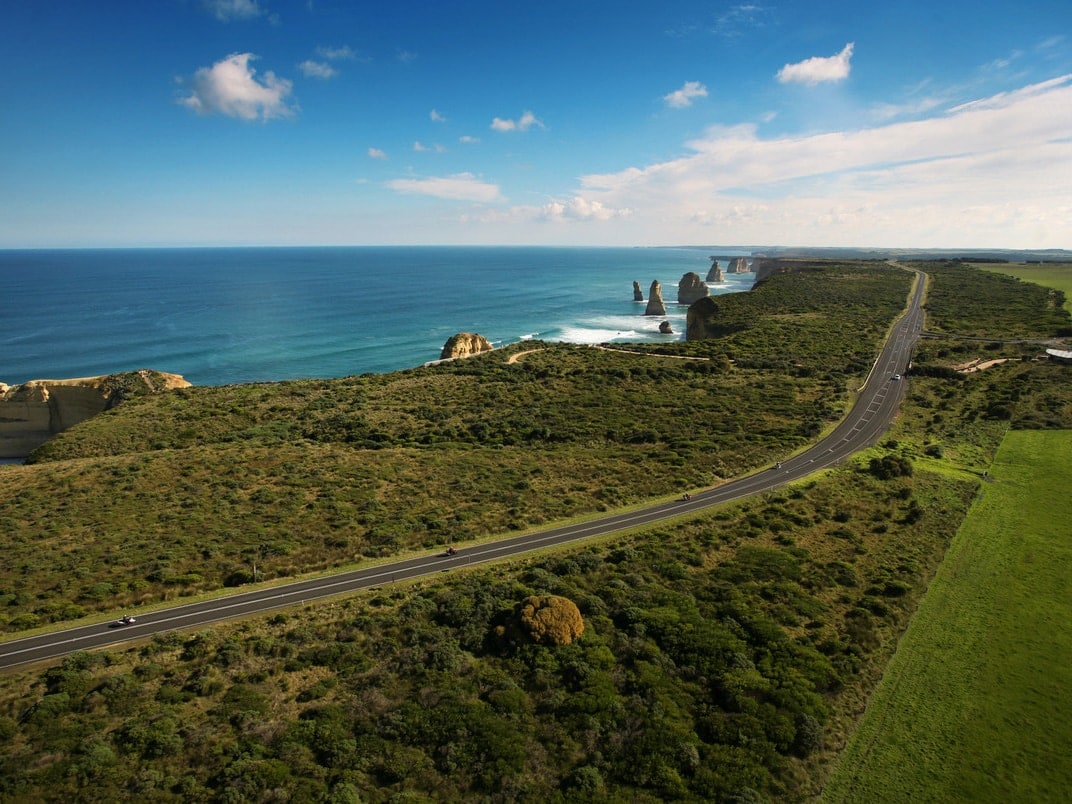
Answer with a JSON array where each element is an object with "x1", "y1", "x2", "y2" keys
[
  {"x1": 440, "y1": 332, "x2": 493, "y2": 360},
  {"x1": 644, "y1": 280, "x2": 667, "y2": 316},
  {"x1": 677, "y1": 272, "x2": 711, "y2": 305},
  {"x1": 727, "y1": 257, "x2": 750, "y2": 273},
  {"x1": 707, "y1": 258, "x2": 724, "y2": 282},
  {"x1": 632, "y1": 281, "x2": 644, "y2": 302}
]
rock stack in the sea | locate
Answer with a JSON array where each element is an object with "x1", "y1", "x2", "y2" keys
[
  {"x1": 677, "y1": 272, "x2": 711, "y2": 305},
  {"x1": 632, "y1": 281, "x2": 644, "y2": 302},
  {"x1": 727, "y1": 257, "x2": 750, "y2": 273},
  {"x1": 440, "y1": 332, "x2": 494, "y2": 360},
  {"x1": 644, "y1": 281, "x2": 667, "y2": 316},
  {"x1": 0, "y1": 370, "x2": 191, "y2": 459},
  {"x1": 707, "y1": 258, "x2": 725, "y2": 282},
  {"x1": 659, "y1": 320, "x2": 673, "y2": 334}
]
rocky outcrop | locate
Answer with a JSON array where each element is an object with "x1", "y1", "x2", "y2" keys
[
  {"x1": 0, "y1": 370, "x2": 190, "y2": 459},
  {"x1": 707, "y1": 258, "x2": 725, "y2": 282},
  {"x1": 440, "y1": 332, "x2": 493, "y2": 360},
  {"x1": 632, "y1": 281, "x2": 644, "y2": 302},
  {"x1": 727, "y1": 257, "x2": 750, "y2": 273},
  {"x1": 644, "y1": 281, "x2": 667, "y2": 316},
  {"x1": 659, "y1": 320, "x2": 674, "y2": 334},
  {"x1": 677, "y1": 272, "x2": 710, "y2": 305}
]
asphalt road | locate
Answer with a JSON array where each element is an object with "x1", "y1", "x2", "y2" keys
[{"x1": 0, "y1": 271, "x2": 926, "y2": 671}]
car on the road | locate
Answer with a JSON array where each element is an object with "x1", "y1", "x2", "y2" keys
[
  {"x1": 892, "y1": 373, "x2": 901, "y2": 381},
  {"x1": 113, "y1": 615, "x2": 136, "y2": 626}
]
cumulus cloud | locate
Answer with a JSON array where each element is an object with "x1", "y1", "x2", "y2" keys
[
  {"x1": 179, "y1": 53, "x2": 295, "y2": 121},
  {"x1": 387, "y1": 173, "x2": 502, "y2": 202},
  {"x1": 299, "y1": 60, "x2": 336, "y2": 79},
  {"x1": 539, "y1": 197, "x2": 632, "y2": 221},
  {"x1": 368, "y1": 147, "x2": 388, "y2": 160},
  {"x1": 559, "y1": 75, "x2": 1072, "y2": 246},
  {"x1": 777, "y1": 42, "x2": 854, "y2": 86},
  {"x1": 491, "y1": 111, "x2": 545, "y2": 132},
  {"x1": 664, "y1": 81, "x2": 709, "y2": 108},
  {"x1": 204, "y1": 0, "x2": 263, "y2": 21}
]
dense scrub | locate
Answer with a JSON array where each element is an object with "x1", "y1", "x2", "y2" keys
[
  {"x1": 919, "y1": 260, "x2": 1071, "y2": 338},
  {"x1": 0, "y1": 259, "x2": 1069, "y2": 801},
  {"x1": 0, "y1": 463, "x2": 976, "y2": 802},
  {"x1": 0, "y1": 263, "x2": 911, "y2": 630}
]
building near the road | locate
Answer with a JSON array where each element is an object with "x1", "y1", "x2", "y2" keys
[{"x1": 1045, "y1": 348, "x2": 1072, "y2": 363}]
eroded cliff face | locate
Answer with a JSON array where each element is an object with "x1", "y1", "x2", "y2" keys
[
  {"x1": 0, "y1": 370, "x2": 190, "y2": 459},
  {"x1": 440, "y1": 332, "x2": 494, "y2": 360},
  {"x1": 677, "y1": 272, "x2": 710, "y2": 305}
]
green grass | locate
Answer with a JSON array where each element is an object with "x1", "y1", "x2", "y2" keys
[
  {"x1": 975, "y1": 263, "x2": 1072, "y2": 314},
  {"x1": 822, "y1": 429, "x2": 1072, "y2": 803}
]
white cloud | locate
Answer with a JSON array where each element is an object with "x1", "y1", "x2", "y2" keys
[
  {"x1": 777, "y1": 42, "x2": 854, "y2": 86},
  {"x1": 664, "y1": 81, "x2": 708, "y2": 108},
  {"x1": 368, "y1": 147, "x2": 387, "y2": 160},
  {"x1": 316, "y1": 45, "x2": 356, "y2": 61},
  {"x1": 869, "y1": 95, "x2": 944, "y2": 121},
  {"x1": 542, "y1": 75, "x2": 1072, "y2": 246},
  {"x1": 430, "y1": 109, "x2": 447, "y2": 122},
  {"x1": 179, "y1": 53, "x2": 295, "y2": 121},
  {"x1": 413, "y1": 141, "x2": 446, "y2": 153},
  {"x1": 491, "y1": 111, "x2": 545, "y2": 132},
  {"x1": 204, "y1": 0, "x2": 262, "y2": 21},
  {"x1": 299, "y1": 60, "x2": 337, "y2": 79},
  {"x1": 386, "y1": 173, "x2": 503, "y2": 202},
  {"x1": 459, "y1": 135, "x2": 480, "y2": 144},
  {"x1": 539, "y1": 197, "x2": 632, "y2": 221}
]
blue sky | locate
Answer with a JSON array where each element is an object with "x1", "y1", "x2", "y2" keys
[{"x1": 1, "y1": 0, "x2": 1070, "y2": 248}]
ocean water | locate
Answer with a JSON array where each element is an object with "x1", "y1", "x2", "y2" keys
[{"x1": 0, "y1": 246, "x2": 755, "y2": 387}]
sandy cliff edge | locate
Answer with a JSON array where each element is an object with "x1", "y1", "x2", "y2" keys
[{"x1": 0, "y1": 370, "x2": 190, "y2": 459}]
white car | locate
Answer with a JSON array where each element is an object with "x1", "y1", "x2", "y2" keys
[{"x1": 892, "y1": 374, "x2": 901, "y2": 381}]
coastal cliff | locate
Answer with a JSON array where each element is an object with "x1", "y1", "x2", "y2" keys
[
  {"x1": 687, "y1": 259, "x2": 810, "y2": 340},
  {"x1": 0, "y1": 370, "x2": 190, "y2": 459},
  {"x1": 440, "y1": 333, "x2": 494, "y2": 360}
]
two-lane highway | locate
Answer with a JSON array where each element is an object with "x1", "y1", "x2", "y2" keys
[{"x1": 0, "y1": 270, "x2": 926, "y2": 671}]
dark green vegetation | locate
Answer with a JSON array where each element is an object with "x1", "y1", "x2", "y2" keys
[
  {"x1": 920, "y1": 260, "x2": 1071, "y2": 338},
  {"x1": 0, "y1": 471, "x2": 975, "y2": 802},
  {"x1": 974, "y1": 262, "x2": 1072, "y2": 315},
  {"x1": 3, "y1": 262, "x2": 911, "y2": 629},
  {"x1": 0, "y1": 260, "x2": 1069, "y2": 802}
]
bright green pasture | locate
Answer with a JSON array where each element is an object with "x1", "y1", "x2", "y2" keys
[
  {"x1": 978, "y1": 263, "x2": 1072, "y2": 313},
  {"x1": 823, "y1": 429, "x2": 1072, "y2": 803}
]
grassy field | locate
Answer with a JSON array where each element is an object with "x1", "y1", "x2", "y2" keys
[
  {"x1": 975, "y1": 262, "x2": 1072, "y2": 314},
  {"x1": 822, "y1": 429, "x2": 1072, "y2": 803}
]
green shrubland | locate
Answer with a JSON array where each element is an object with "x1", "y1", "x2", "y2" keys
[{"x1": 0, "y1": 260, "x2": 1069, "y2": 801}]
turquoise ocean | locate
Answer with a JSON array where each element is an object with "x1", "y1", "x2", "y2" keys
[{"x1": 0, "y1": 246, "x2": 755, "y2": 387}]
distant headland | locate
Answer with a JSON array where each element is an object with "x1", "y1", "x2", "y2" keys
[{"x1": 0, "y1": 370, "x2": 190, "y2": 459}]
